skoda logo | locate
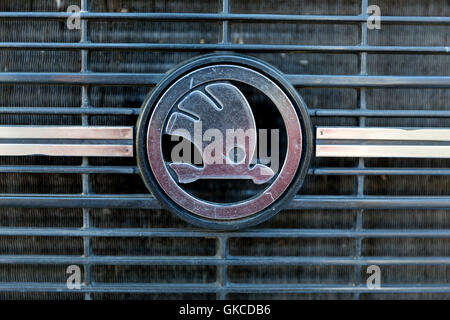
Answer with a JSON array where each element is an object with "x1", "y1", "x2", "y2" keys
[{"x1": 137, "y1": 54, "x2": 312, "y2": 230}]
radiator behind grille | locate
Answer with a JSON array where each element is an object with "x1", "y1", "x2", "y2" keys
[{"x1": 0, "y1": 0, "x2": 449, "y2": 300}]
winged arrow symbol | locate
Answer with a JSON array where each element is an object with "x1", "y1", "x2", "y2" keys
[{"x1": 166, "y1": 82, "x2": 275, "y2": 184}]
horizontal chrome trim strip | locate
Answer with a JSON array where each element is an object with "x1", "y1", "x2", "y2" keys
[
  {"x1": 0, "y1": 126, "x2": 133, "y2": 140},
  {"x1": 0, "y1": 144, "x2": 132, "y2": 157},
  {"x1": 0, "y1": 126, "x2": 134, "y2": 157},
  {"x1": 316, "y1": 127, "x2": 450, "y2": 158},
  {"x1": 309, "y1": 167, "x2": 450, "y2": 176},
  {"x1": 316, "y1": 145, "x2": 450, "y2": 158},
  {"x1": 317, "y1": 127, "x2": 450, "y2": 141}
]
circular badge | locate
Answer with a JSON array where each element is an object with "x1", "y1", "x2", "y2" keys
[{"x1": 137, "y1": 54, "x2": 312, "y2": 230}]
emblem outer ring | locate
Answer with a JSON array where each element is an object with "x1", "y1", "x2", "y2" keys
[{"x1": 136, "y1": 54, "x2": 312, "y2": 230}]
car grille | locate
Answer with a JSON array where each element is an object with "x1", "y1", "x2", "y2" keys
[{"x1": 0, "y1": 0, "x2": 450, "y2": 300}]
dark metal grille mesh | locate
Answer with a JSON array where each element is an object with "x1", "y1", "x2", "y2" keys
[{"x1": 0, "y1": 0, "x2": 449, "y2": 299}]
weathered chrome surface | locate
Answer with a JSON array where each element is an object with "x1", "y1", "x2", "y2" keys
[
  {"x1": 0, "y1": 126, "x2": 133, "y2": 139},
  {"x1": 317, "y1": 145, "x2": 450, "y2": 159},
  {"x1": 316, "y1": 127, "x2": 450, "y2": 158},
  {"x1": 0, "y1": 144, "x2": 133, "y2": 157},
  {"x1": 0, "y1": 126, "x2": 133, "y2": 157},
  {"x1": 166, "y1": 82, "x2": 274, "y2": 184},
  {"x1": 318, "y1": 127, "x2": 450, "y2": 141},
  {"x1": 147, "y1": 64, "x2": 303, "y2": 220}
]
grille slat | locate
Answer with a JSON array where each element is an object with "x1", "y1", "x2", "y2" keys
[
  {"x1": 1, "y1": 228, "x2": 450, "y2": 238},
  {"x1": 5, "y1": 283, "x2": 450, "y2": 294},
  {"x1": 0, "y1": 166, "x2": 138, "y2": 174},
  {"x1": 2, "y1": 43, "x2": 450, "y2": 54},
  {"x1": 1, "y1": 256, "x2": 450, "y2": 266},
  {"x1": 3, "y1": 73, "x2": 450, "y2": 87},
  {"x1": 0, "y1": 195, "x2": 449, "y2": 210},
  {"x1": 1, "y1": 12, "x2": 450, "y2": 25}
]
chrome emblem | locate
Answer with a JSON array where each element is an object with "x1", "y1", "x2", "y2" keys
[
  {"x1": 137, "y1": 54, "x2": 312, "y2": 230},
  {"x1": 166, "y1": 82, "x2": 275, "y2": 184}
]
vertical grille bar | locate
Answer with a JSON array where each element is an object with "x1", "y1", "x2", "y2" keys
[
  {"x1": 216, "y1": 236, "x2": 229, "y2": 300},
  {"x1": 354, "y1": 0, "x2": 369, "y2": 300},
  {"x1": 220, "y1": 0, "x2": 230, "y2": 44},
  {"x1": 81, "y1": 0, "x2": 92, "y2": 300},
  {"x1": 217, "y1": 0, "x2": 230, "y2": 299}
]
